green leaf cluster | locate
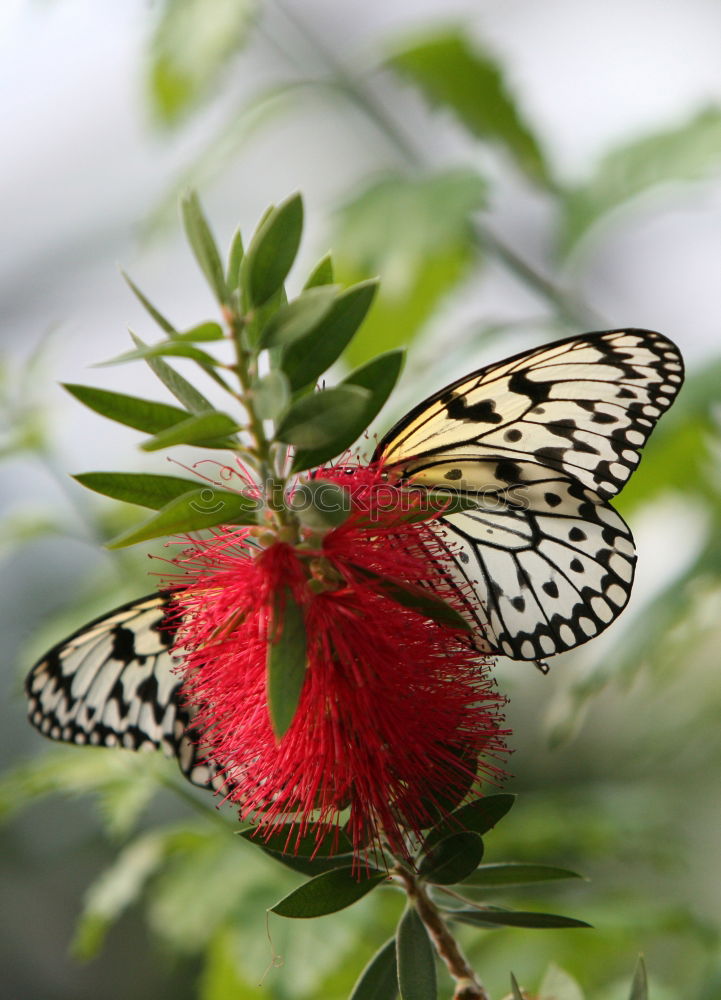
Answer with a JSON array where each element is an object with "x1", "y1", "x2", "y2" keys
[
  {"x1": 261, "y1": 795, "x2": 591, "y2": 1000},
  {"x1": 68, "y1": 192, "x2": 404, "y2": 552}
]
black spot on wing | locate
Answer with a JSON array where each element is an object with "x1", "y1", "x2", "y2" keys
[{"x1": 446, "y1": 394, "x2": 503, "y2": 424}]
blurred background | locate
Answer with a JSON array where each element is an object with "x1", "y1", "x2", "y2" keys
[{"x1": 2, "y1": 1, "x2": 721, "y2": 997}]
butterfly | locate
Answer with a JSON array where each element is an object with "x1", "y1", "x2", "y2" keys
[{"x1": 26, "y1": 328, "x2": 683, "y2": 786}]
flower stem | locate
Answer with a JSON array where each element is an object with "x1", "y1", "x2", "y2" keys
[
  {"x1": 394, "y1": 866, "x2": 491, "y2": 1000},
  {"x1": 224, "y1": 308, "x2": 293, "y2": 530}
]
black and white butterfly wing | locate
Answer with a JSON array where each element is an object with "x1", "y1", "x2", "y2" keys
[
  {"x1": 375, "y1": 329, "x2": 683, "y2": 661},
  {"x1": 423, "y1": 459, "x2": 635, "y2": 660},
  {"x1": 379, "y1": 329, "x2": 683, "y2": 500},
  {"x1": 25, "y1": 593, "x2": 220, "y2": 790}
]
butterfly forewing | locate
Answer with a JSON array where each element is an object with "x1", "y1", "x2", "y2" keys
[
  {"x1": 378, "y1": 329, "x2": 683, "y2": 500},
  {"x1": 25, "y1": 593, "x2": 220, "y2": 790},
  {"x1": 376, "y1": 328, "x2": 683, "y2": 660}
]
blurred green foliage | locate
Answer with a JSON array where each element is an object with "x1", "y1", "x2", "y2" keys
[{"x1": 4, "y1": 1, "x2": 721, "y2": 999}]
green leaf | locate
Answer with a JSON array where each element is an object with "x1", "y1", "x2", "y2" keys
[
  {"x1": 226, "y1": 228, "x2": 244, "y2": 294},
  {"x1": 240, "y1": 825, "x2": 356, "y2": 876},
  {"x1": 270, "y1": 867, "x2": 386, "y2": 918},
  {"x1": 106, "y1": 487, "x2": 258, "y2": 548},
  {"x1": 629, "y1": 956, "x2": 648, "y2": 1000},
  {"x1": 258, "y1": 286, "x2": 338, "y2": 349},
  {"x1": 140, "y1": 411, "x2": 241, "y2": 451},
  {"x1": 73, "y1": 471, "x2": 208, "y2": 509},
  {"x1": 244, "y1": 193, "x2": 303, "y2": 307},
  {"x1": 98, "y1": 340, "x2": 223, "y2": 369},
  {"x1": 446, "y1": 907, "x2": 591, "y2": 930},
  {"x1": 289, "y1": 479, "x2": 352, "y2": 530},
  {"x1": 417, "y1": 831, "x2": 484, "y2": 885},
  {"x1": 123, "y1": 272, "x2": 176, "y2": 334},
  {"x1": 425, "y1": 794, "x2": 515, "y2": 849},
  {"x1": 267, "y1": 586, "x2": 308, "y2": 739},
  {"x1": 396, "y1": 906, "x2": 437, "y2": 1000},
  {"x1": 349, "y1": 937, "x2": 398, "y2": 1000},
  {"x1": 291, "y1": 349, "x2": 404, "y2": 471},
  {"x1": 281, "y1": 279, "x2": 378, "y2": 391},
  {"x1": 181, "y1": 190, "x2": 228, "y2": 304},
  {"x1": 510, "y1": 973, "x2": 524, "y2": 1000},
  {"x1": 347, "y1": 564, "x2": 471, "y2": 633},
  {"x1": 560, "y1": 107, "x2": 721, "y2": 255},
  {"x1": 462, "y1": 863, "x2": 583, "y2": 888},
  {"x1": 63, "y1": 383, "x2": 189, "y2": 434},
  {"x1": 389, "y1": 32, "x2": 550, "y2": 186},
  {"x1": 275, "y1": 384, "x2": 371, "y2": 452},
  {"x1": 538, "y1": 964, "x2": 585, "y2": 1000},
  {"x1": 129, "y1": 333, "x2": 216, "y2": 414},
  {"x1": 173, "y1": 322, "x2": 224, "y2": 342},
  {"x1": 332, "y1": 172, "x2": 484, "y2": 367},
  {"x1": 304, "y1": 253, "x2": 334, "y2": 289},
  {"x1": 252, "y1": 370, "x2": 290, "y2": 420},
  {"x1": 149, "y1": 0, "x2": 257, "y2": 124}
]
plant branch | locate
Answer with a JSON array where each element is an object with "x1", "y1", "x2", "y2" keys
[{"x1": 394, "y1": 866, "x2": 491, "y2": 1000}]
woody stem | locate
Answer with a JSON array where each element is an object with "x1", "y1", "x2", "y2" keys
[{"x1": 394, "y1": 867, "x2": 491, "y2": 1000}]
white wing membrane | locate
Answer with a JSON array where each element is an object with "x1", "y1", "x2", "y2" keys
[
  {"x1": 376, "y1": 329, "x2": 683, "y2": 660},
  {"x1": 25, "y1": 594, "x2": 220, "y2": 790},
  {"x1": 430, "y1": 462, "x2": 635, "y2": 659}
]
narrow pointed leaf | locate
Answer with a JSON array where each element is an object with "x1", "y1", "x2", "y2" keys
[
  {"x1": 73, "y1": 472, "x2": 210, "y2": 509},
  {"x1": 252, "y1": 370, "x2": 290, "y2": 420},
  {"x1": 418, "y1": 831, "x2": 484, "y2": 885},
  {"x1": 348, "y1": 564, "x2": 471, "y2": 632},
  {"x1": 259, "y1": 286, "x2": 338, "y2": 350},
  {"x1": 282, "y1": 279, "x2": 378, "y2": 391},
  {"x1": 181, "y1": 191, "x2": 228, "y2": 304},
  {"x1": 241, "y1": 825, "x2": 356, "y2": 876},
  {"x1": 270, "y1": 866, "x2": 386, "y2": 918},
  {"x1": 560, "y1": 107, "x2": 721, "y2": 255},
  {"x1": 396, "y1": 906, "x2": 437, "y2": 1000},
  {"x1": 510, "y1": 974, "x2": 524, "y2": 1000},
  {"x1": 130, "y1": 333, "x2": 215, "y2": 414},
  {"x1": 226, "y1": 228, "x2": 244, "y2": 294},
  {"x1": 106, "y1": 487, "x2": 258, "y2": 548},
  {"x1": 244, "y1": 193, "x2": 303, "y2": 307},
  {"x1": 140, "y1": 411, "x2": 241, "y2": 451},
  {"x1": 275, "y1": 385, "x2": 371, "y2": 451},
  {"x1": 98, "y1": 341, "x2": 222, "y2": 368},
  {"x1": 173, "y1": 322, "x2": 224, "y2": 342},
  {"x1": 292, "y1": 349, "x2": 404, "y2": 471},
  {"x1": 446, "y1": 907, "x2": 591, "y2": 930},
  {"x1": 389, "y1": 31, "x2": 550, "y2": 186},
  {"x1": 629, "y1": 957, "x2": 648, "y2": 1000},
  {"x1": 123, "y1": 272, "x2": 176, "y2": 334},
  {"x1": 462, "y1": 863, "x2": 583, "y2": 888},
  {"x1": 244, "y1": 824, "x2": 353, "y2": 858},
  {"x1": 350, "y1": 937, "x2": 398, "y2": 1000},
  {"x1": 63, "y1": 384, "x2": 189, "y2": 434},
  {"x1": 425, "y1": 794, "x2": 515, "y2": 848},
  {"x1": 267, "y1": 586, "x2": 307, "y2": 739},
  {"x1": 304, "y1": 253, "x2": 334, "y2": 289}
]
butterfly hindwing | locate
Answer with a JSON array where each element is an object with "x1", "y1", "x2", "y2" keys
[
  {"x1": 376, "y1": 328, "x2": 683, "y2": 660},
  {"x1": 378, "y1": 329, "x2": 684, "y2": 501},
  {"x1": 427, "y1": 460, "x2": 635, "y2": 659},
  {"x1": 25, "y1": 593, "x2": 220, "y2": 790}
]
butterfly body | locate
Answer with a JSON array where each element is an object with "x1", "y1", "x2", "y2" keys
[{"x1": 26, "y1": 328, "x2": 684, "y2": 779}]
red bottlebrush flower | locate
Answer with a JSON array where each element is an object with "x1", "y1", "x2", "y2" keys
[{"x1": 168, "y1": 464, "x2": 507, "y2": 863}]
